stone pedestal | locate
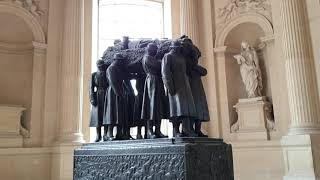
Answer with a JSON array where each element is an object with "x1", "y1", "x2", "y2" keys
[
  {"x1": 74, "y1": 138, "x2": 234, "y2": 180},
  {"x1": 281, "y1": 135, "x2": 320, "y2": 180},
  {"x1": 232, "y1": 97, "x2": 274, "y2": 140},
  {"x1": 0, "y1": 105, "x2": 26, "y2": 147}
]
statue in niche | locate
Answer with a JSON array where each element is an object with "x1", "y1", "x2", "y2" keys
[
  {"x1": 103, "y1": 53, "x2": 127, "y2": 141},
  {"x1": 141, "y1": 43, "x2": 168, "y2": 139},
  {"x1": 90, "y1": 60, "x2": 109, "y2": 142},
  {"x1": 161, "y1": 40, "x2": 197, "y2": 137},
  {"x1": 181, "y1": 36, "x2": 210, "y2": 137},
  {"x1": 234, "y1": 41, "x2": 263, "y2": 98}
]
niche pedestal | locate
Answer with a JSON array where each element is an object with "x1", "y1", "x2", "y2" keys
[
  {"x1": 232, "y1": 97, "x2": 274, "y2": 140},
  {"x1": 74, "y1": 138, "x2": 234, "y2": 180},
  {"x1": 0, "y1": 105, "x2": 26, "y2": 147}
]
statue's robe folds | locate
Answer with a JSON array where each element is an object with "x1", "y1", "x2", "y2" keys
[
  {"x1": 89, "y1": 71, "x2": 108, "y2": 127},
  {"x1": 141, "y1": 55, "x2": 168, "y2": 122},
  {"x1": 103, "y1": 64, "x2": 125, "y2": 126},
  {"x1": 133, "y1": 74, "x2": 146, "y2": 126},
  {"x1": 161, "y1": 51, "x2": 196, "y2": 119},
  {"x1": 126, "y1": 60, "x2": 145, "y2": 127},
  {"x1": 123, "y1": 78, "x2": 135, "y2": 128},
  {"x1": 188, "y1": 65, "x2": 210, "y2": 122}
]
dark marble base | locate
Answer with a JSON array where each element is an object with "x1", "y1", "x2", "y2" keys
[{"x1": 73, "y1": 138, "x2": 234, "y2": 180}]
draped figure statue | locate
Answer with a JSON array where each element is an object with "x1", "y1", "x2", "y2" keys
[{"x1": 234, "y1": 41, "x2": 263, "y2": 98}]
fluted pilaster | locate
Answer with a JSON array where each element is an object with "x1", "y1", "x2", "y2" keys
[
  {"x1": 280, "y1": 0, "x2": 320, "y2": 135},
  {"x1": 180, "y1": 0, "x2": 200, "y2": 46},
  {"x1": 58, "y1": 0, "x2": 84, "y2": 144}
]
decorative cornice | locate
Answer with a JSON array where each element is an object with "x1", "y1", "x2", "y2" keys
[
  {"x1": 0, "y1": 41, "x2": 33, "y2": 55},
  {"x1": 0, "y1": 0, "x2": 44, "y2": 18}
]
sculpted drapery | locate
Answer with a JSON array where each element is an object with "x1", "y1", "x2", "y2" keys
[{"x1": 234, "y1": 41, "x2": 263, "y2": 98}]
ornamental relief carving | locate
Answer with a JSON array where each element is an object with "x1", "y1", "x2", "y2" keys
[
  {"x1": 0, "y1": 0, "x2": 44, "y2": 17},
  {"x1": 217, "y1": 0, "x2": 272, "y2": 28}
]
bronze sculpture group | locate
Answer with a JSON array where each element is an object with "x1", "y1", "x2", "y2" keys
[{"x1": 90, "y1": 36, "x2": 210, "y2": 142}]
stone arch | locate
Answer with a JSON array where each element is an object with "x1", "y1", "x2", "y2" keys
[
  {"x1": 0, "y1": 1, "x2": 46, "y2": 146},
  {"x1": 215, "y1": 12, "x2": 273, "y2": 47},
  {"x1": 0, "y1": 1, "x2": 46, "y2": 43}
]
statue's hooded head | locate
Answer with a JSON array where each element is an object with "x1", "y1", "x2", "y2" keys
[
  {"x1": 241, "y1": 41, "x2": 251, "y2": 51},
  {"x1": 170, "y1": 40, "x2": 183, "y2": 53},
  {"x1": 96, "y1": 60, "x2": 106, "y2": 71},
  {"x1": 122, "y1": 36, "x2": 129, "y2": 48},
  {"x1": 146, "y1": 43, "x2": 158, "y2": 57},
  {"x1": 114, "y1": 39, "x2": 121, "y2": 45},
  {"x1": 113, "y1": 53, "x2": 125, "y2": 66}
]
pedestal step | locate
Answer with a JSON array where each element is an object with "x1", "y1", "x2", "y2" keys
[{"x1": 74, "y1": 138, "x2": 234, "y2": 180}]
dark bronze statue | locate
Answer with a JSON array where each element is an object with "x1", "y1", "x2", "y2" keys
[
  {"x1": 141, "y1": 43, "x2": 168, "y2": 139},
  {"x1": 90, "y1": 36, "x2": 210, "y2": 141},
  {"x1": 104, "y1": 53, "x2": 127, "y2": 140},
  {"x1": 161, "y1": 40, "x2": 198, "y2": 137},
  {"x1": 123, "y1": 76, "x2": 136, "y2": 140},
  {"x1": 90, "y1": 60, "x2": 109, "y2": 142},
  {"x1": 133, "y1": 74, "x2": 147, "y2": 139},
  {"x1": 181, "y1": 36, "x2": 209, "y2": 137},
  {"x1": 188, "y1": 65, "x2": 210, "y2": 137}
]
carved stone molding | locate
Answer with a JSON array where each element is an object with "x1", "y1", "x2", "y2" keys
[
  {"x1": 217, "y1": 0, "x2": 272, "y2": 29},
  {"x1": 215, "y1": 12, "x2": 273, "y2": 47},
  {"x1": 0, "y1": 105, "x2": 27, "y2": 147},
  {"x1": 0, "y1": 0, "x2": 44, "y2": 18},
  {"x1": 0, "y1": 41, "x2": 33, "y2": 54},
  {"x1": 0, "y1": 1, "x2": 46, "y2": 43}
]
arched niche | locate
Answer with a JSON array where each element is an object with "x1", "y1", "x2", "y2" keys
[
  {"x1": 214, "y1": 12, "x2": 275, "y2": 139},
  {"x1": 0, "y1": 1, "x2": 46, "y2": 146},
  {"x1": 0, "y1": 2, "x2": 45, "y2": 43}
]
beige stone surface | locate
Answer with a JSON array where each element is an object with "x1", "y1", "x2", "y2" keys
[
  {"x1": 282, "y1": 135, "x2": 320, "y2": 180},
  {"x1": 232, "y1": 97, "x2": 274, "y2": 141},
  {"x1": 0, "y1": 147, "x2": 51, "y2": 180},
  {"x1": 232, "y1": 140, "x2": 285, "y2": 180},
  {"x1": 0, "y1": 105, "x2": 26, "y2": 147}
]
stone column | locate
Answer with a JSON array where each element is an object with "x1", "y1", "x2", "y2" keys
[
  {"x1": 58, "y1": 0, "x2": 84, "y2": 144},
  {"x1": 280, "y1": 0, "x2": 320, "y2": 135},
  {"x1": 29, "y1": 42, "x2": 47, "y2": 146},
  {"x1": 180, "y1": 0, "x2": 200, "y2": 46},
  {"x1": 280, "y1": 0, "x2": 320, "y2": 179}
]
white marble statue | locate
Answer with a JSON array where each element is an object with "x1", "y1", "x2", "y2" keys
[{"x1": 234, "y1": 41, "x2": 263, "y2": 98}]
